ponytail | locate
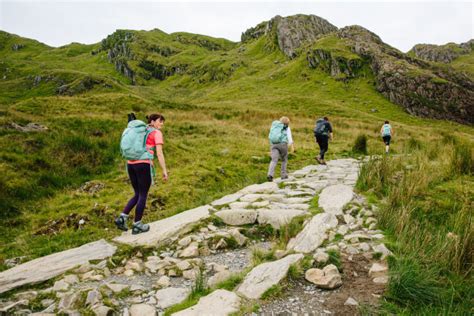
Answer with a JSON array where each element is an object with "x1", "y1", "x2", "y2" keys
[{"x1": 146, "y1": 113, "x2": 165, "y2": 124}]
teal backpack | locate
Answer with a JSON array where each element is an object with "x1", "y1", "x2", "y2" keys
[
  {"x1": 382, "y1": 124, "x2": 391, "y2": 136},
  {"x1": 269, "y1": 121, "x2": 288, "y2": 144},
  {"x1": 120, "y1": 120, "x2": 154, "y2": 160}
]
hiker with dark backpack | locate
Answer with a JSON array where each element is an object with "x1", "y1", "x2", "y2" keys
[
  {"x1": 380, "y1": 120, "x2": 394, "y2": 154},
  {"x1": 115, "y1": 113, "x2": 168, "y2": 235},
  {"x1": 267, "y1": 116, "x2": 292, "y2": 182},
  {"x1": 314, "y1": 116, "x2": 333, "y2": 165}
]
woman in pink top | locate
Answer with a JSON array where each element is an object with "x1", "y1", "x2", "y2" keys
[{"x1": 115, "y1": 113, "x2": 168, "y2": 234}]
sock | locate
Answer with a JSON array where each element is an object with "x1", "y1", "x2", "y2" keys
[{"x1": 120, "y1": 213, "x2": 129, "y2": 218}]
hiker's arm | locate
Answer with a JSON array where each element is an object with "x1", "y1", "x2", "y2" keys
[{"x1": 155, "y1": 145, "x2": 168, "y2": 181}]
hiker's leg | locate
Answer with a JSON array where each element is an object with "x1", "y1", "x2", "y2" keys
[
  {"x1": 122, "y1": 164, "x2": 139, "y2": 215},
  {"x1": 280, "y1": 143, "x2": 289, "y2": 178},
  {"x1": 134, "y1": 163, "x2": 152, "y2": 222},
  {"x1": 320, "y1": 136, "x2": 329, "y2": 160},
  {"x1": 267, "y1": 145, "x2": 280, "y2": 177}
]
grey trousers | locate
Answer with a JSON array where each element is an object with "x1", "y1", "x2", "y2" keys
[{"x1": 267, "y1": 143, "x2": 288, "y2": 178}]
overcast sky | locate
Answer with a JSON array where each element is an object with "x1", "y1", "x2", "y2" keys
[{"x1": 0, "y1": 0, "x2": 472, "y2": 52}]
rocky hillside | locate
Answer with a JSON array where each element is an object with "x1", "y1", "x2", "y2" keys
[
  {"x1": 409, "y1": 40, "x2": 473, "y2": 63},
  {"x1": 1, "y1": 15, "x2": 473, "y2": 123}
]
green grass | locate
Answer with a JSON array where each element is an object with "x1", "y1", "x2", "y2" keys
[{"x1": 356, "y1": 140, "x2": 473, "y2": 314}]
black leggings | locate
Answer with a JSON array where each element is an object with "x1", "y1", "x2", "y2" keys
[
  {"x1": 316, "y1": 134, "x2": 329, "y2": 159},
  {"x1": 122, "y1": 163, "x2": 152, "y2": 222}
]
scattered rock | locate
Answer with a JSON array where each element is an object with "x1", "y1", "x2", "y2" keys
[
  {"x1": 53, "y1": 279, "x2": 70, "y2": 292},
  {"x1": 106, "y1": 283, "x2": 129, "y2": 293},
  {"x1": 373, "y1": 276, "x2": 389, "y2": 284},
  {"x1": 228, "y1": 228, "x2": 247, "y2": 246},
  {"x1": 92, "y1": 305, "x2": 113, "y2": 316},
  {"x1": 180, "y1": 242, "x2": 199, "y2": 258},
  {"x1": 176, "y1": 260, "x2": 192, "y2": 271},
  {"x1": 86, "y1": 289, "x2": 102, "y2": 306},
  {"x1": 129, "y1": 303, "x2": 156, "y2": 316},
  {"x1": 156, "y1": 276, "x2": 171, "y2": 288},
  {"x1": 372, "y1": 243, "x2": 392, "y2": 259},
  {"x1": 305, "y1": 264, "x2": 342, "y2": 289},
  {"x1": 368, "y1": 263, "x2": 388, "y2": 278},
  {"x1": 173, "y1": 289, "x2": 240, "y2": 316},
  {"x1": 344, "y1": 297, "x2": 359, "y2": 306},
  {"x1": 156, "y1": 287, "x2": 190, "y2": 309},
  {"x1": 207, "y1": 270, "x2": 232, "y2": 288},
  {"x1": 58, "y1": 292, "x2": 81, "y2": 311}
]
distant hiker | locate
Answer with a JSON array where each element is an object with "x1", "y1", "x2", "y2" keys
[
  {"x1": 115, "y1": 113, "x2": 168, "y2": 235},
  {"x1": 314, "y1": 116, "x2": 333, "y2": 165},
  {"x1": 267, "y1": 116, "x2": 293, "y2": 182},
  {"x1": 380, "y1": 120, "x2": 394, "y2": 154}
]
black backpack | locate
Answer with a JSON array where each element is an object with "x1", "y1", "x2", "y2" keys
[{"x1": 314, "y1": 119, "x2": 327, "y2": 136}]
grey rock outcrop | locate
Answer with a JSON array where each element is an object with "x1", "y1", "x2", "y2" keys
[
  {"x1": 242, "y1": 14, "x2": 338, "y2": 58},
  {"x1": 409, "y1": 40, "x2": 473, "y2": 63}
]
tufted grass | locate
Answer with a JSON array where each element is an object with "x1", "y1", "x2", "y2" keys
[{"x1": 356, "y1": 140, "x2": 473, "y2": 313}]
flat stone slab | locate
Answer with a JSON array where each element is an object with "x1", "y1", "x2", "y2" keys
[
  {"x1": 287, "y1": 213, "x2": 338, "y2": 253},
  {"x1": 114, "y1": 205, "x2": 211, "y2": 246},
  {"x1": 239, "y1": 182, "x2": 278, "y2": 195},
  {"x1": 173, "y1": 289, "x2": 240, "y2": 316},
  {"x1": 211, "y1": 193, "x2": 243, "y2": 207},
  {"x1": 215, "y1": 209, "x2": 257, "y2": 226},
  {"x1": 237, "y1": 254, "x2": 303, "y2": 299},
  {"x1": 318, "y1": 184, "x2": 354, "y2": 214},
  {"x1": 257, "y1": 209, "x2": 307, "y2": 229},
  {"x1": 0, "y1": 239, "x2": 116, "y2": 294}
]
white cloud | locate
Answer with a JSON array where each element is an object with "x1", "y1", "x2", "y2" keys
[{"x1": 0, "y1": 1, "x2": 472, "y2": 51}]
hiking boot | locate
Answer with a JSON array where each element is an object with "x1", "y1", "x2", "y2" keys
[
  {"x1": 114, "y1": 215, "x2": 128, "y2": 231},
  {"x1": 321, "y1": 159, "x2": 327, "y2": 165},
  {"x1": 132, "y1": 221, "x2": 150, "y2": 235},
  {"x1": 315, "y1": 156, "x2": 323, "y2": 164},
  {"x1": 267, "y1": 175, "x2": 273, "y2": 182}
]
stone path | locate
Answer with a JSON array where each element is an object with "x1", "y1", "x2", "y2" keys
[{"x1": 0, "y1": 158, "x2": 392, "y2": 315}]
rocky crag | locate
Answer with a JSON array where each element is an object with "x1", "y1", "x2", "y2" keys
[
  {"x1": 241, "y1": 14, "x2": 338, "y2": 58},
  {"x1": 409, "y1": 40, "x2": 474, "y2": 63},
  {"x1": 0, "y1": 159, "x2": 392, "y2": 315}
]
